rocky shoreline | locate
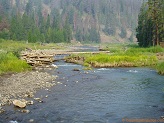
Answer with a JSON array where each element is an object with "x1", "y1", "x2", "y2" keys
[{"x1": 0, "y1": 70, "x2": 57, "y2": 113}]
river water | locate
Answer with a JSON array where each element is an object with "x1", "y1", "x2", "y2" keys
[{"x1": 1, "y1": 47, "x2": 164, "y2": 123}]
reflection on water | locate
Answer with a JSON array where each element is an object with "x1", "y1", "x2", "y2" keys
[{"x1": 1, "y1": 62, "x2": 164, "y2": 123}]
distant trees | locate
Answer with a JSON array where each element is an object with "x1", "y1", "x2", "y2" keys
[
  {"x1": 0, "y1": 0, "x2": 143, "y2": 43},
  {"x1": 136, "y1": 0, "x2": 164, "y2": 47}
]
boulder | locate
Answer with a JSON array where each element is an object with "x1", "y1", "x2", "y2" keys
[
  {"x1": 13, "y1": 100, "x2": 26, "y2": 108},
  {"x1": 73, "y1": 68, "x2": 80, "y2": 71}
]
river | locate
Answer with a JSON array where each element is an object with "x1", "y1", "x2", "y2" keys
[{"x1": 0, "y1": 46, "x2": 164, "y2": 123}]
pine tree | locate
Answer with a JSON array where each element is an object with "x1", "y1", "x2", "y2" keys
[
  {"x1": 52, "y1": 9, "x2": 60, "y2": 30},
  {"x1": 63, "y1": 17, "x2": 72, "y2": 43},
  {"x1": 136, "y1": 3, "x2": 153, "y2": 47},
  {"x1": 147, "y1": 0, "x2": 162, "y2": 45},
  {"x1": 46, "y1": 14, "x2": 51, "y2": 30},
  {"x1": 136, "y1": 0, "x2": 163, "y2": 47}
]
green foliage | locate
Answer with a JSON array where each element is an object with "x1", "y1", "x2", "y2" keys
[
  {"x1": 0, "y1": 0, "x2": 142, "y2": 43},
  {"x1": 119, "y1": 27, "x2": 127, "y2": 38},
  {"x1": 136, "y1": 0, "x2": 164, "y2": 47},
  {"x1": 0, "y1": 52, "x2": 31, "y2": 74},
  {"x1": 0, "y1": 39, "x2": 65, "y2": 51},
  {"x1": 156, "y1": 62, "x2": 164, "y2": 75},
  {"x1": 125, "y1": 46, "x2": 164, "y2": 54},
  {"x1": 88, "y1": 27, "x2": 101, "y2": 43}
]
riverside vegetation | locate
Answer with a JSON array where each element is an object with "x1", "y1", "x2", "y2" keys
[
  {"x1": 65, "y1": 44, "x2": 164, "y2": 75},
  {"x1": 0, "y1": 39, "x2": 65, "y2": 75}
]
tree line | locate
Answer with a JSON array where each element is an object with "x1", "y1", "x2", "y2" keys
[
  {"x1": 0, "y1": 0, "x2": 143, "y2": 43},
  {"x1": 0, "y1": 0, "x2": 72, "y2": 43},
  {"x1": 136, "y1": 0, "x2": 164, "y2": 47}
]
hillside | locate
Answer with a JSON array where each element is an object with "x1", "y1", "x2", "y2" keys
[{"x1": 0, "y1": 0, "x2": 143, "y2": 43}]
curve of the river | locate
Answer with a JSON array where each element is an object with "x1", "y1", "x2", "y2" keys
[{"x1": 1, "y1": 46, "x2": 164, "y2": 123}]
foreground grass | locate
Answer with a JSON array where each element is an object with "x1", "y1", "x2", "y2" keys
[{"x1": 0, "y1": 52, "x2": 31, "y2": 74}]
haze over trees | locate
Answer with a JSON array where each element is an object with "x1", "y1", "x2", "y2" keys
[{"x1": 0, "y1": 0, "x2": 143, "y2": 43}]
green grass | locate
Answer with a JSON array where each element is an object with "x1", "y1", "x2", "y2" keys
[
  {"x1": 0, "y1": 39, "x2": 65, "y2": 51},
  {"x1": 125, "y1": 45, "x2": 164, "y2": 54},
  {"x1": 66, "y1": 44, "x2": 163, "y2": 70},
  {"x1": 0, "y1": 39, "x2": 70, "y2": 75},
  {"x1": 156, "y1": 62, "x2": 164, "y2": 75},
  {"x1": 0, "y1": 52, "x2": 31, "y2": 74},
  {"x1": 101, "y1": 43, "x2": 163, "y2": 54},
  {"x1": 0, "y1": 39, "x2": 76, "y2": 75},
  {"x1": 84, "y1": 53, "x2": 157, "y2": 67}
]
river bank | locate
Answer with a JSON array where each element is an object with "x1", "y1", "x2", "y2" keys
[
  {"x1": 0, "y1": 45, "x2": 164, "y2": 122},
  {"x1": 0, "y1": 70, "x2": 57, "y2": 113},
  {"x1": 65, "y1": 46, "x2": 164, "y2": 75},
  {"x1": 1, "y1": 61, "x2": 164, "y2": 123}
]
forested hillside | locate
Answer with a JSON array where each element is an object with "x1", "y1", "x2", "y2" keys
[{"x1": 0, "y1": 0, "x2": 142, "y2": 43}]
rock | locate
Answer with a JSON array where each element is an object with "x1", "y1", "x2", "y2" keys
[
  {"x1": 26, "y1": 92, "x2": 34, "y2": 98},
  {"x1": 21, "y1": 109, "x2": 30, "y2": 113},
  {"x1": 45, "y1": 88, "x2": 49, "y2": 91},
  {"x1": 38, "y1": 100, "x2": 44, "y2": 103},
  {"x1": 27, "y1": 100, "x2": 34, "y2": 105},
  {"x1": 51, "y1": 64, "x2": 58, "y2": 69},
  {"x1": 57, "y1": 82, "x2": 62, "y2": 84},
  {"x1": 0, "y1": 109, "x2": 5, "y2": 114},
  {"x1": 29, "y1": 119, "x2": 34, "y2": 122},
  {"x1": 21, "y1": 99, "x2": 27, "y2": 103},
  {"x1": 9, "y1": 121, "x2": 18, "y2": 123},
  {"x1": 34, "y1": 98, "x2": 42, "y2": 102},
  {"x1": 13, "y1": 100, "x2": 26, "y2": 108},
  {"x1": 73, "y1": 68, "x2": 80, "y2": 71}
]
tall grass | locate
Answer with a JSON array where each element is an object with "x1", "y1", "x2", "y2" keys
[
  {"x1": 0, "y1": 52, "x2": 31, "y2": 74},
  {"x1": 0, "y1": 39, "x2": 69, "y2": 74},
  {"x1": 0, "y1": 39, "x2": 64, "y2": 51},
  {"x1": 156, "y1": 62, "x2": 164, "y2": 75},
  {"x1": 125, "y1": 45, "x2": 164, "y2": 54},
  {"x1": 84, "y1": 53, "x2": 157, "y2": 67}
]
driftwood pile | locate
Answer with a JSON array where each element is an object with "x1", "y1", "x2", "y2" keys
[{"x1": 21, "y1": 50, "x2": 55, "y2": 66}]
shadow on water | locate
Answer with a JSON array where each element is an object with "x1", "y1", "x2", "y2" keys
[{"x1": 1, "y1": 46, "x2": 164, "y2": 123}]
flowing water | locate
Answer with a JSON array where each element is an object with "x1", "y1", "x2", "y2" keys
[{"x1": 0, "y1": 47, "x2": 164, "y2": 123}]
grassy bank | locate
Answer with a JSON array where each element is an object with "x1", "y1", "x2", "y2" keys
[
  {"x1": 156, "y1": 62, "x2": 164, "y2": 75},
  {"x1": 65, "y1": 45, "x2": 164, "y2": 75},
  {"x1": 0, "y1": 52, "x2": 31, "y2": 74},
  {"x1": 84, "y1": 54, "x2": 157, "y2": 68},
  {"x1": 0, "y1": 39, "x2": 61, "y2": 75},
  {"x1": 0, "y1": 39, "x2": 65, "y2": 52}
]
